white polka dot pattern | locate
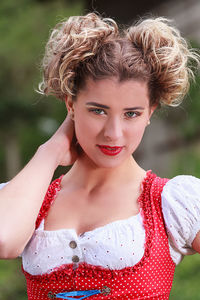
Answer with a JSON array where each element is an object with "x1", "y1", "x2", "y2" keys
[
  {"x1": 2, "y1": 174, "x2": 199, "y2": 268},
  {"x1": 21, "y1": 172, "x2": 176, "y2": 299}
]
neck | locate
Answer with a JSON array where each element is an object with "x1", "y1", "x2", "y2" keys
[{"x1": 62, "y1": 153, "x2": 145, "y2": 193}]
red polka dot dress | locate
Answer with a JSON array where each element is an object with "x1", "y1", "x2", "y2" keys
[{"x1": 21, "y1": 171, "x2": 176, "y2": 299}]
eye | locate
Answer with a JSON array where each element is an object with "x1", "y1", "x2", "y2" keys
[
  {"x1": 88, "y1": 108, "x2": 105, "y2": 115},
  {"x1": 125, "y1": 111, "x2": 140, "y2": 119}
]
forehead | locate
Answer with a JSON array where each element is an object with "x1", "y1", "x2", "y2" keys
[{"x1": 76, "y1": 77, "x2": 150, "y2": 107}]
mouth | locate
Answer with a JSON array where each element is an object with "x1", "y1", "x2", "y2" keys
[{"x1": 97, "y1": 145, "x2": 124, "y2": 156}]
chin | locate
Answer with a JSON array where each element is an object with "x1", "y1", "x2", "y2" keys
[
  {"x1": 85, "y1": 153, "x2": 128, "y2": 169},
  {"x1": 80, "y1": 144, "x2": 135, "y2": 168}
]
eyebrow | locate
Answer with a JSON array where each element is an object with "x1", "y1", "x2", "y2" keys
[{"x1": 86, "y1": 102, "x2": 144, "y2": 111}]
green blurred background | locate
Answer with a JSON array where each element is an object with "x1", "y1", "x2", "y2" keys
[{"x1": 0, "y1": 0, "x2": 200, "y2": 299}]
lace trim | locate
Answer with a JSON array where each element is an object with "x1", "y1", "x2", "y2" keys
[
  {"x1": 35, "y1": 175, "x2": 64, "y2": 230},
  {"x1": 138, "y1": 171, "x2": 156, "y2": 266},
  {"x1": 22, "y1": 171, "x2": 159, "y2": 282}
]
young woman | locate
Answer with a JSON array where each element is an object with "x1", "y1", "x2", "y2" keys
[{"x1": 0, "y1": 12, "x2": 199, "y2": 300}]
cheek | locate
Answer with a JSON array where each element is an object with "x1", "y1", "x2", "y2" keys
[
  {"x1": 133, "y1": 122, "x2": 146, "y2": 135},
  {"x1": 74, "y1": 116, "x2": 101, "y2": 144},
  {"x1": 127, "y1": 121, "x2": 147, "y2": 147}
]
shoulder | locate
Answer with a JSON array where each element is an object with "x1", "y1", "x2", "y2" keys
[
  {"x1": 161, "y1": 174, "x2": 200, "y2": 212},
  {"x1": 162, "y1": 174, "x2": 200, "y2": 194},
  {"x1": 161, "y1": 173, "x2": 200, "y2": 216}
]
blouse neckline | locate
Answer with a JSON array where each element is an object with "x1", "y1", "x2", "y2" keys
[
  {"x1": 25, "y1": 169, "x2": 161, "y2": 281},
  {"x1": 36, "y1": 212, "x2": 142, "y2": 237}
]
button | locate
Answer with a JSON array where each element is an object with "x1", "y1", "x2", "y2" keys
[
  {"x1": 69, "y1": 240, "x2": 77, "y2": 249},
  {"x1": 48, "y1": 292, "x2": 55, "y2": 299},
  {"x1": 101, "y1": 286, "x2": 111, "y2": 295},
  {"x1": 72, "y1": 255, "x2": 80, "y2": 263}
]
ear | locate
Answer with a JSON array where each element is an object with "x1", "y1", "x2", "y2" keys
[
  {"x1": 147, "y1": 104, "x2": 157, "y2": 126},
  {"x1": 65, "y1": 96, "x2": 74, "y2": 113},
  {"x1": 149, "y1": 104, "x2": 157, "y2": 118}
]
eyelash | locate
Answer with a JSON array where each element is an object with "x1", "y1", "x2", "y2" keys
[
  {"x1": 88, "y1": 108, "x2": 141, "y2": 119},
  {"x1": 89, "y1": 108, "x2": 105, "y2": 115}
]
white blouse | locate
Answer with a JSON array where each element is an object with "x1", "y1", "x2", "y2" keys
[{"x1": 0, "y1": 174, "x2": 200, "y2": 276}]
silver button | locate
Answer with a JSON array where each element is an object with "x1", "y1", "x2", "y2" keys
[
  {"x1": 72, "y1": 255, "x2": 79, "y2": 263},
  {"x1": 69, "y1": 240, "x2": 77, "y2": 249},
  {"x1": 48, "y1": 292, "x2": 55, "y2": 299},
  {"x1": 101, "y1": 286, "x2": 111, "y2": 295}
]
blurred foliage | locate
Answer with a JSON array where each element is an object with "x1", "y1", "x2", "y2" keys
[
  {"x1": 170, "y1": 254, "x2": 200, "y2": 300},
  {"x1": 169, "y1": 146, "x2": 200, "y2": 178},
  {"x1": 0, "y1": 0, "x2": 84, "y2": 296},
  {"x1": 161, "y1": 52, "x2": 200, "y2": 299},
  {"x1": 0, "y1": 0, "x2": 83, "y2": 181},
  {"x1": 0, "y1": 259, "x2": 26, "y2": 300},
  {"x1": 158, "y1": 57, "x2": 200, "y2": 141}
]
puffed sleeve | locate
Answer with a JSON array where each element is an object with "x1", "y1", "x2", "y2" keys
[{"x1": 161, "y1": 175, "x2": 200, "y2": 259}]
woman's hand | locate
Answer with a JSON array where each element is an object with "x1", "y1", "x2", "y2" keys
[{"x1": 41, "y1": 114, "x2": 79, "y2": 167}]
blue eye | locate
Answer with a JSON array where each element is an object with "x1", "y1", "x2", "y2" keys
[
  {"x1": 89, "y1": 108, "x2": 105, "y2": 115},
  {"x1": 125, "y1": 111, "x2": 137, "y2": 118}
]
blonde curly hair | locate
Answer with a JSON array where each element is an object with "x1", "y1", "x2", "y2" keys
[{"x1": 38, "y1": 12, "x2": 199, "y2": 107}]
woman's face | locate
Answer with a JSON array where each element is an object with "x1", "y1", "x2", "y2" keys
[{"x1": 66, "y1": 77, "x2": 156, "y2": 168}]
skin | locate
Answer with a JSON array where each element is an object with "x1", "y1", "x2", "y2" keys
[
  {"x1": 45, "y1": 77, "x2": 200, "y2": 251},
  {"x1": 0, "y1": 114, "x2": 78, "y2": 258},
  {"x1": 192, "y1": 232, "x2": 200, "y2": 253},
  {"x1": 0, "y1": 76, "x2": 199, "y2": 257},
  {"x1": 44, "y1": 77, "x2": 157, "y2": 234},
  {"x1": 66, "y1": 77, "x2": 156, "y2": 185}
]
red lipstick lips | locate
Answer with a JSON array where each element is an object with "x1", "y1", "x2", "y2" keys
[{"x1": 97, "y1": 145, "x2": 123, "y2": 156}]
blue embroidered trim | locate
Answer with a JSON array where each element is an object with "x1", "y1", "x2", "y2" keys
[
  {"x1": 48, "y1": 286, "x2": 111, "y2": 299},
  {"x1": 55, "y1": 289, "x2": 101, "y2": 299}
]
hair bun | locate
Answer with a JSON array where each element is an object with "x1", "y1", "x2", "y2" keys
[
  {"x1": 40, "y1": 13, "x2": 119, "y2": 99},
  {"x1": 126, "y1": 17, "x2": 199, "y2": 106}
]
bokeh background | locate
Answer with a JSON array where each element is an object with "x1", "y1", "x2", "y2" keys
[{"x1": 0, "y1": 0, "x2": 200, "y2": 299}]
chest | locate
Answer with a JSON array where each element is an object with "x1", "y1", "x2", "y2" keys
[
  {"x1": 44, "y1": 184, "x2": 141, "y2": 235},
  {"x1": 23, "y1": 174, "x2": 175, "y2": 299}
]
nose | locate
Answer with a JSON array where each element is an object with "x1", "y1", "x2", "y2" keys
[{"x1": 103, "y1": 117, "x2": 123, "y2": 142}]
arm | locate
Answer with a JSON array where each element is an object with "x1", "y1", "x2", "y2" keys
[
  {"x1": 0, "y1": 115, "x2": 77, "y2": 259},
  {"x1": 192, "y1": 232, "x2": 200, "y2": 253}
]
